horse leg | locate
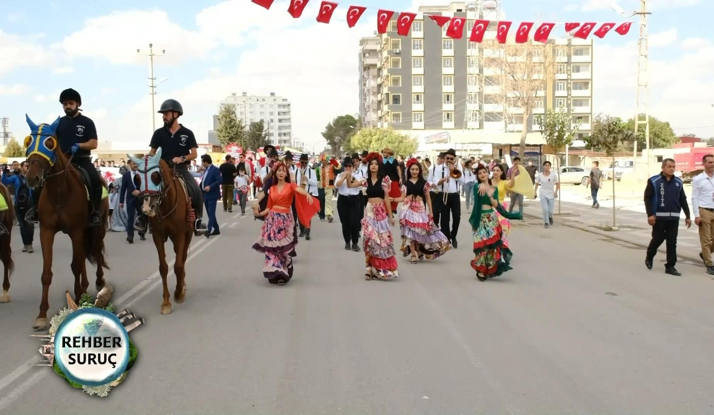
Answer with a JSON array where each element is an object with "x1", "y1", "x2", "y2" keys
[
  {"x1": 153, "y1": 232, "x2": 171, "y2": 315},
  {"x1": 95, "y1": 231, "x2": 106, "y2": 290},
  {"x1": 0, "y1": 236, "x2": 11, "y2": 303},
  {"x1": 70, "y1": 232, "x2": 88, "y2": 302},
  {"x1": 173, "y1": 234, "x2": 187, "y2": 303},
  {"x1": 34, "y1": 227, "x2": 55, "y2": 330}
]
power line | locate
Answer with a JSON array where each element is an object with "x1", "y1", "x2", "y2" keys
[{"x1": 136, "y1": 44, "x2": 166, "y2": 132}]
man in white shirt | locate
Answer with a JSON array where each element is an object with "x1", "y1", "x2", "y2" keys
[
  {"x1": 295, "y1": 153, "x2": 319, "y2": 240},
  {"x1": 534, "y1": 160, "x2": 559, "y2": 228},
  {"x1": 427, "y1": 152, "x2": 445, "y2": 226},
  {"x1": 692, "y1": 153, "x2": 714, "y2": 275},
  {"x1": 430, "y1": 149, "x2": 463, "y2": 248},
  {"x1": 335, "y1": 156, "x2": 363, "y2": 251}
]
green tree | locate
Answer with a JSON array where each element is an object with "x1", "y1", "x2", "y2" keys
[
  {"x1": 584, "y1": 114, "x2": 636, "y2": 227},
  {"x1": 322, "y1": 115, "x2": 359, "y2": 158},
  {"x1": 245, "y1": 120, "x2": 271, "y2": 151},
  {"x1": 625, "y1": 115, "x2": 677, "y2": 149},
  {"x1": 537, "y1": 108, "x2": 581, "y2": 214},
  {"x1": 348, "y1": 127, "x2": 418, "y2": 157},
  {"x1": 3, "y1": 138, "x2": 24, "y2": 157},
  {"x1": 215, "y1": 104, "x2": 246, "y2": 148}
]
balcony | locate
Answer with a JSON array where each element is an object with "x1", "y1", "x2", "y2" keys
[
  {"x1": 575, "y1": 122, "x2": 591, "y2": 130},
  {"x1": 484, "y1": 85, "x2": 501, "y2": 94},
  {"x1": 484, "y1": 121, "x2": 503, "y2": 130},
  {"x1": 572, "y1": 106, "x2": 591, "y2": 114},
  {"x1": 443, "y1": 103, "x2": 454, "y2": 111},
  {"x1": 442, "y1": 67, "x2": 454, "y2": 75},
  {"x1": 413, "y1": 85, "x2": 424, "y2": 93},
  {"x1": 556, "y1": 73, "x2": 568, "y2": 80},
  {"x1": 572, "y1": 89, "x2": 591, "y2": 97},
  {"x1": 362, "y1": 43, "x2": 379, "y2": 52},
  {"x1": 413, "y1": 49, "x2": 424, "y2": 57},
  {"x1": 484, "y1": 104, "x2": 503, "y2": 112},
  {"x1": 443, "y1": 121, "x2": 455, "y2": 129},
  {"x1": 572, "y1": 54, "x2": 591, "y2": 63},
  {"x1": 442, "y1": 48, "x2": 454, "y2": 57},
  {"x1": 555, "y1": 90, "x2": 567, "y2": 97},
  {"x1": 412, "y1": 103, "x2": 424, "y2": 111},
  {"x1": 506, "y1": 123, "x2": 524, "y2": 132},
  {"x1": 572, "y1": 71, "x2": 591, "y2": 80},
  {"x1": 412, "y1": 121, "x2": 425, "y2": 129},
  {"x1": 533, "y1": 107, "x2": 545, "y2": 115},
  {"x1": 412, "y1": 67, "x2": 424, "y2": 75},
  {"x1": 467, "y1": 84, "x2": 480, "y2": 92},
  {"x1": 467, "y1": 121, "x2": 480, "y2": 129},
  {"x1": 412, "y1": 29, "x2": 423, "y2": 39},
  {"x1": 508, "y1": 107, "x2": 524, "y2": 114},
  {"x1": 363, "y1": 57, "x2": 379, "y2": 66},
  {"x1": 443, "y1": 84, "x2": 454, "y2": 93}
]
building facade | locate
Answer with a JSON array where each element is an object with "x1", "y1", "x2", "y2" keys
[
  {"x1": 358, "y1": 37, "x2": 380, "y2": 128},
  {"x1": 361, "y1": 1, "x2": 594, "y2": 147},
  {"x1": 217, "y1": 92, "x2": 293, "y2": 147}
]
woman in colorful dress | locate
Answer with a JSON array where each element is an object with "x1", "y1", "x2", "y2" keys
[
  {"x1": 393, "y1": 158, "x2": 451, "y2": 264},
  {"x1": 252, "y1": 162, "x2": 319, "y2": 286},
  {"x1": 381, "y1": 148, "x2": 402, "y2": 214},
  {"x1": 490, "y1": 163, "x2": 516, "y2": 250},
  {"x1": 361, "y1": 152, "x2": 399, "y2": 280},
  {"x1": 469, "y1": 164, "x2": 522, "y2": 281}
]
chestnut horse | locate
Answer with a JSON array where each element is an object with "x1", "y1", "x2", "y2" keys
[
  {"x1": 128, "y1": 149, "x2": 192, "y2": 315},
  {"x1": 23, "y1": 115, "x2": 109, "y2": 330},
  {"x1": 0, "y1": 184, "x2": 15, "y2": 304}
]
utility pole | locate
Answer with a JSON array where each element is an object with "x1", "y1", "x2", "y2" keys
[
  {"x1": 633, "y1": 0, "x2": 651, "y2": 178},
  {"x1": 137, "y1": 44, "x2": 166, "y2": 131},
  {"x1": 1, "y1": 118, "x2": 9, "y2": 146}
]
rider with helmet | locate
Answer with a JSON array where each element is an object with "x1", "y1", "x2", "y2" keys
[
  {"x1": 25, "y1": 88, "x2": 103, "y2": 226},
  {"x1": 134, "y1": 99, "x2": 207, "y2": 234}
]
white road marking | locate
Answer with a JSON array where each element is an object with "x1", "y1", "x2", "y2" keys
[
  {"x1": 0, "y1": 370, "x2": 48, "y2": 413},
  {"x1": 229, "y1": 222, "x2": 238, "y2": 228}
]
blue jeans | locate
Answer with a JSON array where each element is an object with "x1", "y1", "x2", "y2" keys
[
  {"x1": 204, "y1": 198, "x2": 219, "y2": 233},
  {"x1": 463, "y1": 182, "x2": 475, "y2": 211},
  {"x1": 591, "y1": 187, "x2": 599, "y2": 206},
  {"x1": 540, "y1": 195, "x2": 555, "y2": 223}
]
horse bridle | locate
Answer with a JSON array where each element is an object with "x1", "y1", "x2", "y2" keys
[{"x1": 139, "y1": 156, "x2": 177, "y2": 222}]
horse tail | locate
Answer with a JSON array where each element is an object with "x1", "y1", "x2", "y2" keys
[
  {"x1": 83, "y1": 222, "x2": 110, "y2": 270},
  {"x1": 1, "y1": 236, "x2": 14, "y2": 278}
]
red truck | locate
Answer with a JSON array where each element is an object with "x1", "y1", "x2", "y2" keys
[{"x1": 673, "y1": 143, "x2": 713, "y2": 182}]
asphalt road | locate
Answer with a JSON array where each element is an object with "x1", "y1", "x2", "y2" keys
[{"x1": 1, "y1": 205, "x2": 713, "y2": 415}]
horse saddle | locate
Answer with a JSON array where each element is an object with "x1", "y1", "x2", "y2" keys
[
  {"x1": 74, "y1": 165, "x2": 108, "y2": 201},
  {"x1": 173, "y1": 173, "x2": 199, "y2": 208}
]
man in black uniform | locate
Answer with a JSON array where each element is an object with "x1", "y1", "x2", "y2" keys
[
  {"x1": 25, "y1": 88, "x2": 103, "y2": 226},
  {"x1": 134, "y1": 99, "x2": 208, "y2": 235}
]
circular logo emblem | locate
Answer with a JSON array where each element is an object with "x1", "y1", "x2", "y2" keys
[{"x1": 53, "y1": 308, "x2": 130, "y2": 387}]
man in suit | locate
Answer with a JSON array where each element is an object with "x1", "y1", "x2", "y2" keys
[
  {"x1": 119, "y1": 159, "x2": 145, "y2": 244},
  {"x1": 200, "y1": 154, "x2": 222, "y2": 237}
]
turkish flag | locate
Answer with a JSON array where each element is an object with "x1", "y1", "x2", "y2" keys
[
  {"x1": 469, "y1": 19, "x2": 489, "y2": 43},
  {"x1": 287, "y1": 0, "x2": 309, "y2": 18},
  {"x1": 515, "y1": 22, "x2": 533, "y2": 43},
  {"x1": 252, "y1": 0, "x2": 274, "y2": 9},
  {"x1": 377, "y1": 10, "x2": 394, "y2": 34},
  {"x1": 573, "y1": 22, "x2": 596, "y2": 39},
  {"x1": 397, "y1": 12, "x2": 417, "y2": 36},
  {"x1": 533, "y1": 22, "x2": 555, "y2": 43},
  {"x1": 446, "y1": 17, "x2": 466, "y2": 39},
  {"x1": 565, "y1": 22, "x2": 580, "y2": 32},
  {"x1": 614, "y1": 22, "x2": 632, "y2": 35},
  {"x1": 346, "y1": 6, "x2": 366, "y2": 28},
  {"x1": 496, "y1": 21, "x2": 512, "y2": 44},
  {"x1": 593, "y1": 22, "x2": 615, "y2": 38},
  {"x1": 316, "y1": 1, "x2": 337, "y2": 24},
  {"x1": 429, "y1": 15, "x2": 451, "y2": 27}
]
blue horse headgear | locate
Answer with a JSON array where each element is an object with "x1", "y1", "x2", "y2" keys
[
  {"x1": 24, "y1": 115, "x2": 61, "y2": 166},
  {"x1": 127, "y1": 149, "x2": 164, "y2": 194}
]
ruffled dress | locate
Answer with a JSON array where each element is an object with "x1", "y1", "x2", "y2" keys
[
  {"x1": 398, "y1": 180, "x2": 451, "y2": 260},
  {"x1": 362, "y1": 176, "x2": 399, "y2": 280}
]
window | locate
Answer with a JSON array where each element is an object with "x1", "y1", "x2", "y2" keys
[
  {"x1": 556, "y1": 98, "x2": 566, "y2": 109},
  {"x1": 412, "y1": 57, "x2": 423, "y2": 68},
  {"x1": 443, "y1": 57, "x2": 453, "y2": 68},
  {"x1": 575, "y1": 115, "x2": 590, "y2": 123},
  {"x1": 534, "y1": 99, "x2": 544, "y2": 109},
  {"x1": 556, "y1": 81, "x2": 566, "y2": 92},
  {"x1": 389, "y1": 21, "x2": 398, "y2": 32},
  {"x1": 572, "y1": 64, "x2": 590, "y2": 73},
  {"x1": 390, "y1": 57, "x2": 401, "y2": 68},
  {"x1": 412, "y1": 39, "x2": 423, "y2": 50},
  {"x1": 532, "y1": 48, "x2": 543, "y2": 58},
  {"x1": 391, "y1": 94, "x2": 401, "y2": 105},
  {"x1": 413, "y1": 76, "x2": 423, "y2": 86},
  {"x1": 443, "y1": 75, "x2": 453, "y2": 86},
  {"x1": 467, "y1": 57, "x2": 478, "y2": 67},
  {"x1": 556, "y1": 64, "x2": 566, "y2": 75},
  {"x1": 443, "y1": 112, "x2": 454, "y2": 123},
  {"x1": 413, "y1": 112, "x2": 424, "y2": 123},
  {"x1": 392, "y1": 76, "x2": 401, "y2": 87},
  {"x1": 556, "y1": 47, "x2": 567, "y2": 57},
  {"x1": 467, "y1": 92, "x2": 478, "y2": 103},
  {"x1": 390, "y1": 39, "x2": 401, "y2": 50},
  {"x1": 467, "y1": 20, "x2": 474, "y2": 32},
  {"x1": 413, "y1": 94, "x2": 423, "y2": 104},
  {"x1": 442, "y1": 39, "x2": 453, "y2": 50},
  {"x1": 573, "y1": 81, "x2": 590, "y2": 91},
  {"x1": 443, "y1": 93, "x2": 454, "y2": 104},
  {"x1": 484, "y1": 76, "x2": 499, "y2": 86},
  {"x1": 413, "y1": 21, "x2": 423, "y2": 32},
  {"x1": 572, "y1": 98, "x2": 590, "y2": 107},
  {"x1": 573, "y1": 47, "x2": 590, "y2": 57},
  {"x1": 533, "y1": 65, "x2": 543, "y2": 75},
  {"x1": 392, "y1": 112, "x2": 401, "y2": 123}
]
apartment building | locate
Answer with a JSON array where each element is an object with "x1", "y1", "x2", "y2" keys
[
  {"x1": 363, "y1": 1, "x2": 593, "y2": 143},
  {"x1": 359, "y1": 37, "x2": 381, "y2": 128},
  {"x1": 217, "y1": 92, "x2": 293, "y2": 147}
]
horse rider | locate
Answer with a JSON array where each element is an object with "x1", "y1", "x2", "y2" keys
[
  {"x1": 25, "y1": 88, "x2": 103, "y2": 226},
  {"x1": 134, "y1": 99, "x2": 208, "y2": 235}
]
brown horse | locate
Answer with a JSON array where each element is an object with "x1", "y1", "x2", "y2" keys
[
  {"x1": 23, "y1": 116, "x2": 109, "y2": 330},
  {"x1": 0, "y1": 184, "x2": 15, "y2": 304},
  {"x1": 128, "y1": 149, "x2": 192, "y2": 315}
]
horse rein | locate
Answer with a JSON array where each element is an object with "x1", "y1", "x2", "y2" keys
[{"x1": 139, "y1": 156, "x2": 177, "y2": 223}]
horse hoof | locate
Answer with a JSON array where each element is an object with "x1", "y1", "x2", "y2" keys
[
  {"x1": 174, "y1": 286, "x2": 187, "y2": 303},
  {"x1": 0, "y1": 291, "x2": 10, "y2": 303},
  {"x1": 33, "y1": 318, "x2": 48, "y2": 330},
  {"x1": 160, "y1": 304, "x2": 172, "y2": 315}
]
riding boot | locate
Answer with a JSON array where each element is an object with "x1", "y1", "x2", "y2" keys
[
  {"x1": 0, "y1": 212, "x2": 7, "y2": 236},
  {"x1": 192, "y1": 193, "x2": 207, "y2": 234},
  {"x1": 89, "y1": 185, "x2": 103, "y2": 227},
  {"x1": 25, "y1": 185, "x2": 41, "y2": 223}
]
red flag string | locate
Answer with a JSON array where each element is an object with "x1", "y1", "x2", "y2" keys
[{"x1": 249, "y1": 0, "x2": 633, "y2": 42}]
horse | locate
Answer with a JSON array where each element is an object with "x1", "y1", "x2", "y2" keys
[
  {"x1": 128, "y1": 148, "x2": 193, "y2": 315},
  {"x1": 23, "y1": 115, "x2": 110, "y2": 330},
  {"x1": 0, "y1": 184, "x2": 15, "y2": 304}
]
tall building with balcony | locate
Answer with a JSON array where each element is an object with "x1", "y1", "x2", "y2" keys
[
  {"x1": 218, "y1": 92, "x2": 293, "y2": 147},
  {"x1": 359, "y1": 37, "x2": 381, "y2": 128},
  {"x1": 360, "y1": 1, "x2": 594, "y2": 157}
]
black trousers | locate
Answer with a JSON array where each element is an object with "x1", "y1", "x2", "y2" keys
[
  {"x1": 440, "y1": 192, "x2": 461, "y2": 241},
  {"x1": 16, "y1": 205, "x2": 34, "y2": 245},
  {"x1": 430, "y1": 191, "x2": 442, "y2": 226},
  {"x1": 174, "y1": 164, "x2": 203, "y2": 219},
  {"x1": 646, "y1": 219, "x2": 679, "y2": 268},
  {"x1": 337, "y1": 194, "x2": 361, "y2": 245}
]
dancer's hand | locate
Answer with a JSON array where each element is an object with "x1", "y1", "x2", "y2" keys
[
  {"x1": 478, "y1": 183, "x2": 489, "y2": 195},
  {"x1": 389, "y1": 217, "x2": 395, "y2": 227},
  {"x1": 486, "y1": 186, "x2": 495, "y2": 197},
  {"x1": 306, "y1": 194, "x2": 314, "y2": 205}
]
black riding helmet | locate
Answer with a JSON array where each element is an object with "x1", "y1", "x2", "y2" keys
[
  {"x1": 158, "y1": 99, "x2": 183, "y2": 116},
  {"x1": 59, "y1": 88, "x2": 81, "y2": 106}
]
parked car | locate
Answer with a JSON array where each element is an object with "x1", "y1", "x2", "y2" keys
[{"x1": 559, "y1": 166, "x2": 590, "y2": 185}]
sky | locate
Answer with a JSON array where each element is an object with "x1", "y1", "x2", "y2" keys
[{"x1": 0, "y1": 0, "x2": 712, "y2": 151}]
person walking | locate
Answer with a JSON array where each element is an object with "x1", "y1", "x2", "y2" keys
[
  {"x1": 219, "y1": 155, "x2": 237, "y2": 213},
  {"x1": 234, "y1": 163, "x2": 250, "y2": 216},
  {"x1": 119, "y1": 159, "x2": 144, "y2": 244},
  {"x1": 2, "y1": 161, "x2": 34, "y2": 251},
  {"x1": 644, "y1": 158, "x2": 692, "y2": 276},
  {"x1": 692, "y1": 154, "x2": 714, "y2": 275},
  {"x1": 588, "y1": 161, "x2": 603, "y2": 209},
  {"x1": 534, "y1": 161, "x2": 559, "y2": 228},
  {"x1": 507, "y1": 157, "x2": 524, "y2": 215},
  {"x1": 200, "y1": 154, "x2": 222, "y2": 237},
  {"x1": 335, "y1": 156, "x2": 363, "y2": 251}
]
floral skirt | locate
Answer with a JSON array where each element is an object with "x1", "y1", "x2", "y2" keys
[
  {"x1": 470, "y1": 210, "x2": 513, "y2": 279},
  {"x1": 362, "y1": 202, "x2": 399, "y2": 280},
  {"x1": 399, "y1": 199, "x2": 451, "y2": 260},
  {"x1": 252, "y1": 211, "x2": 297, "y2": 283},
  {"x1": 497, "y1": 201, "x2": 511, "y2": 249}
]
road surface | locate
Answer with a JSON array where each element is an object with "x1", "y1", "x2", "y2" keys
[{"x1": 0, "y1": 207, "x2": 713, "y2": 414}]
